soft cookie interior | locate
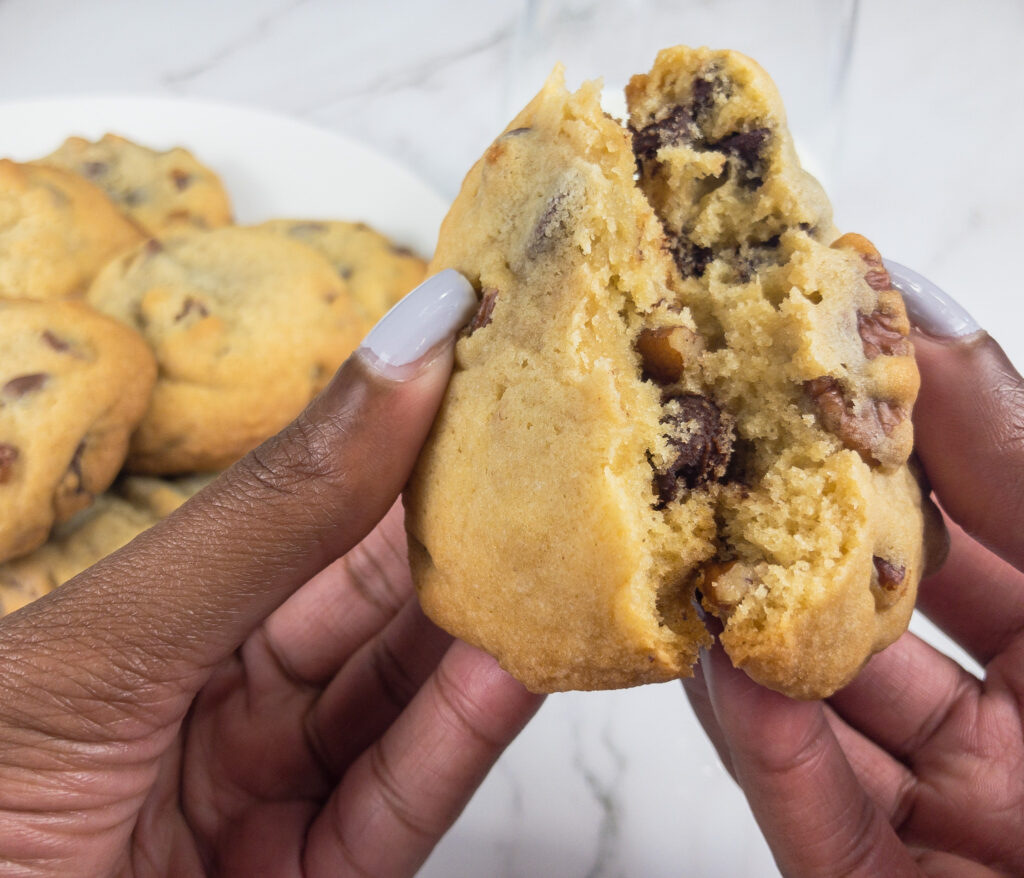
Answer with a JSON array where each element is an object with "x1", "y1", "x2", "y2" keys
[{"x1": 408, "y1": 47, "x2": 928, "y2": 698}]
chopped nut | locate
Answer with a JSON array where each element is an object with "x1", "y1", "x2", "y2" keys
[
  {"x1": 858, "y1": 306, "x2": 910, "y2": 359},
  {"x1": 831, "y1": 233, "x2": 893, "y2": 292},
  {"x1": 699, "y1": 560, "x2": 759, "y2": 614},
  {"x1": 635, "y1": 326, "x2": 702, "y2": 384},
  {"x1": 804, "y1": 376, "x2": 906, "y2": 467}
]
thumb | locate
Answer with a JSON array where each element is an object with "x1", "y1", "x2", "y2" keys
[
  {"x1": 887, "y1": 261, "x2": 1024, "y2": 570},
  {"x1": 15, "y1": 269, "x2": 478, "y2": 686}
]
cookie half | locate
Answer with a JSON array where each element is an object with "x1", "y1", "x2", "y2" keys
[
  {"x1": 0, "y1": 160, "x2": 144, "y2": 300},
  {"x1": 86, "y1": 227, "x2": 368, "y2": 473},
  {"x1": 40, "y1": 134, "x2": 233, "y2": 235},
  {"x1": 0, "y1": 299, "x2": 157, "y2": 563},
  {"x1": 406, "y1": 50, "x2": 928, "y2": 698}
]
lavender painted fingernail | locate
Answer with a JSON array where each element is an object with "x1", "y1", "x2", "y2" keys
[{"x1": 884, "y1": 260, "x2": 982, "y2": 339}]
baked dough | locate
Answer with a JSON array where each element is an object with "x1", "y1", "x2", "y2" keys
[{"x1": 405, "y1": 48, "x2": 928, "y2": 699}]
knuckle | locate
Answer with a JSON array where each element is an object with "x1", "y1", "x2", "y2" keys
[{"x1": 234, "y1": 411, "x2": 349, "y2": 500}]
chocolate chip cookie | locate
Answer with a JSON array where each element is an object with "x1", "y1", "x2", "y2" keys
[
  {"x1": 0, "y1": 159, "x2": 144, "y2": 300},
  {"x1": 405, "y1": 48, "x2": 929, "y2": 699},
  {"x1": 257, "y1": 219, "x2": 427, "y2": 324},
  {"x1": 0, "y1": 298, "x2": 157, "y2": 564},
  {"x1": 86, "y1": 227, "x2": 368, "y2": 474},
  {"x1": 40, "y1": 134, "x2": 233, "y2": 235},
  {"x1": 0, "y1": 474, "x2": 212, "y2": 616}
]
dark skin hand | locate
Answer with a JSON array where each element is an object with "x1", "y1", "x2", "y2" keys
[
  {"x1": 684, "y1": 330, "x2": 1024, "y2": 877},
  {"x1": 0, "y1": 344, "x2": 543, "y2": 877}
]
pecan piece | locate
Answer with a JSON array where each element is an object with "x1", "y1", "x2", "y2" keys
[
  {"x1": 804, "y1": 376, "x2": 906, "y2": 466},
  {"x1": 699, "y1": 559, "x2": 760, "y2": 614},
  {"x1": 635, "y1": 326, "x2": 703, "y2": 384},
  {"x1": 858, "y1": 307, "x2": 910, "y2": 359},
  {"x1": 652, "y1": 393, "x2": 734, "y2": 506},
  {"x1": 0, "y1": 443, "x2": 18, "y2": 483},
  {"x1": 832, "y1": 233, "x2": 892, "y2": 291}
]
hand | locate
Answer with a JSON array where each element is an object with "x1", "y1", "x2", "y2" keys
[
  {"x1": 683, "y1": 270, "x2": 1024, "y2": 877},
  {"x1": 0, "y1": 271, "x2": 543, "y2": 878}
]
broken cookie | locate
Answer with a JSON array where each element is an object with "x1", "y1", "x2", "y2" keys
[{"x1": 405, "y1": 47, "x2": 930, "y2": 699}]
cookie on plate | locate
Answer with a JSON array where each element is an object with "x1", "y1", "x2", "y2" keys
[
  {"x1": 0, "y1": 298, "x2": 157, "y2": 563},
  {"x1": 40, "y1": 133, "x2": 233, "y2": 235},
  {"x1": 87, "y1": 226, "x2": 368, "y2": 474},
  {"x1": 0, "y1": 473, "x2": 213, "y2": 616},
  {"x1": 0, "y1": 160, "x2": 144, "y2": 300},
  {"x1": 405, "y1": 49, "x2": 928, "y2": 699},
  {"x1": 258, "y1": 219, "x2": 427, "y2": 324}
]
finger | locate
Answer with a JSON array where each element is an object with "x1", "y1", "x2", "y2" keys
[
  {"x1": 302, "y1": 641, "x2": 544, "y2": 878},
  {"x1": 888, "y1": 261, "x2": 1024, "y2": 570},
  {"x1": 261, "y1": 501, "x2": 414, "y2": 687},
  {"x1": 828, "y1": 632, "x2": 980, "y2": 761},
  {"x1": 915, "y1": 851, "x2": 1008, "y2": 878},
  {"x1": 12, "y1": 272, "x2": 478, "y2": 696},
  {"x1": 823, "y1": 705, "x2": 917, "y2": 830},
  {"x1": 305, "y1": 597, "x2": 452, "y2": 777},
  {"x1": 915, "y1": 513, "x2": 1024, "y2": 665},
  {"x1": 703, "y1": 643, "x2": 920, "y2": 877},
  {"x1": 681, "y1": 657, "x2": 735, "y2": 778}
]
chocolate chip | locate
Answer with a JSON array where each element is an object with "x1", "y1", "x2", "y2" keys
[
  {"x1": 503, "y1": 127, "x2": 532, "y2": 137},
  {"x1": 0, "y1": 443, "x2": 18, "y2": 483},
  {"x1": 142, "y1": 239, "x2": 164, "y2": 258},
  {"x1": 389, "y1": 243, "x2": 416, "y2": 258},
  {"x1": 527, "y1": 192, "x2": 571, "y2": 258},
  {"x1": 3, "y1": 373, "x2": 48, "y2": 398},
  {"x1": 82, "y1": 160, "x2": 108, "y2": 179},
  {"x1": 122, "y1": 189, "x2": 146, "y2": 207},
  {"x1": 858, "y1": 308, "x2": 910, "y2": 359},
  {"x1": 41, "y1": 330, "x2": 70, "y2": 352},
  {"x1": 710, "y1": 128, "x2": 770, "y2": 189},
  {"x1": 169, "y1": 168, "x2": 193, "y2": 191},
  {"x1": 690, "y1": 75, "x2": 715, "y2": 119},
  {"x1": 463, "y1": 289, "x2": 498, "y2": 337},
  {"x1": 670, "y1": 238, "x2": 713, "y2": 279},
  {"x1": 630, "y1": 105, "x2": 696, "y2": 162},
  {"x1": 804, "y1": 376, "x2": 905, "y2": 466},
  {"x1": 652, "y1": 393, "x2": 735, "y2": 506},
  {"x1": 174, "y1": 297, "x2": 209, "y2": 322},
  {"x1": 872, "y1": 556, "x2": 906, "y2": 590}
]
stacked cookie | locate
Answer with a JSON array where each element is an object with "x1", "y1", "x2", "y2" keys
[{"x1": 1, "y1": 134, "x2": 426, "y2": 613}]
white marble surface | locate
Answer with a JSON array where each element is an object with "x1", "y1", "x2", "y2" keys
[{"x1": 2, "y1": 1, "x2": 1022, "y2": 875}]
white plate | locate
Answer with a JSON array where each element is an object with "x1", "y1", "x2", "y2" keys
[{"x1": 0, "y1": 95, "x2": 447, "y2": 257}]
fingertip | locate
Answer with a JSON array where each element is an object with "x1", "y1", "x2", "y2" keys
[{"x1": 359, "y1": 269, "x2": 478, "y2": 379}]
